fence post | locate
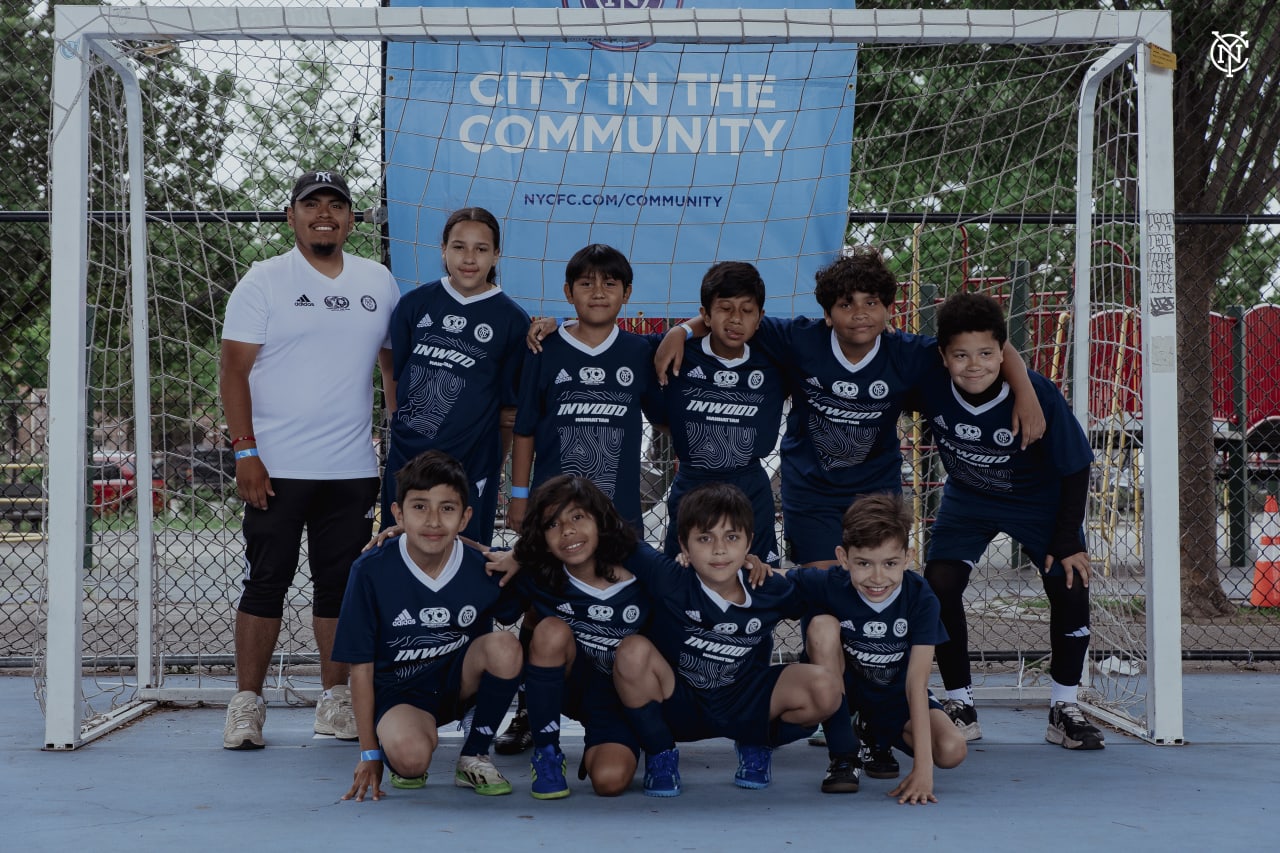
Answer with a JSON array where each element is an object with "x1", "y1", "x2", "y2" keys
[{"x1": 1228, "y1": 304, "x2": 1249, "y2": 568}]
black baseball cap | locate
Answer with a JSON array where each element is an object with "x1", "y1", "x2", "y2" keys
[{"x1": 289, "y1": 170, "x2": 353, "y2": 206}]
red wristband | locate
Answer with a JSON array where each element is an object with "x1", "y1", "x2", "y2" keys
[{"x1": 231, "y1": 435, "x2": 256, "y2": 448}]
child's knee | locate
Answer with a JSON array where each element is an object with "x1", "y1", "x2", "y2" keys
[
  {"x1": 589, "y1": 763, "x2": 635, "y2": 797},
  {"x1": 812, "y1": 669, "x2": 844, "y2": 717},
  {"x1": 613, "y1": 635, "x2": 651, "y2": 677},
  {"x1": 382, "y1": 733, "x2": 434, "y2": 777},
  {"x1": 806, "y1": 614, "x2": 841, "y2": 648},
  {"x1": 934, "y1": 735, "x2": 967, "y2": 769},
  {"x1": 529, "y1": 617, "x2": 574, "y2": 658},
  {"x1": 487, "y1": 630, "x2": 524, "y2": 676}
]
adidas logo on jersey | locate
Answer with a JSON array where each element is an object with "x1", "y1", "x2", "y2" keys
[
  {"x1": 685, "y1": 609, "x2": 702, "y2": 622},
  {"x1": 807, "y1": 376, "x2": 822, "y2": 387},
  {"x1": 840, "y1": 619, "x2": 858, "y2": 633},
  {"x1": 557, "y1": 602, "x2": 574, "y2": 616},
  {"x1": 475, "y1": 477, "x2": 487, "y2": 497},
  {"x1": 766, "y1": 551, "x2": 779, "y2": 563},
  {"x1": 686, "y1": 366, "x2": 706, "y2": 380},
  {"x1": 295, "y1": 294, "x2": 314, "y2": 307},
  {"x1": 555, "y1": 369, "x2": 573, "y2": 385},
  {"x1": 417, "y1": 313, "x2": 433, "y2": 328},
  {"x1": 392, "y1": 609, "x2": 415, "y2": 627}
]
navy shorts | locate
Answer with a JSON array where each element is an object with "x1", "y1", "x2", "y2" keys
[
  {"x1": 854, "y1": 691, "x2": 944, "y2": 754},
  {"x1": 239, "y1": 476, "x2": 379, "y2": 619},
  {"x1": 374, "y1": 648, "x2": 471, "y2": 731},
  {"x1": 661, "y1": 664, "x2": 800, "y2": 745},
  {"x1": 664, "y1": 464, "x2": 780, "y2": 567},
  {"x1": 564, "y1": 658, "x2": 639, "y2": 754},
  {"x1": 782, "y1": 480, "x2": 902, "y2": 566},
  {"x1": 927, "y1": 498, "x2": 1075, "y2": 576}
]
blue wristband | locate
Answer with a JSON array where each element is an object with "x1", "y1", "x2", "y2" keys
[
  {"x1": 360, "y1": 749, "x2": 382, "y2": 762},
  {"x1": 679, "y1": 322, "x2": 695, "y2": 339},
  {"x1": 234, "y1": 448, "x2": 260, "y2": 461},
  {"x1": 510, "y1": 486, "x2": 530, "y2": 499}
]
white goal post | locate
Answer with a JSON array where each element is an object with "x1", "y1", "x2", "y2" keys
[{"x1": 46, "y1": 6, "x2": 1180, "y2": 749}]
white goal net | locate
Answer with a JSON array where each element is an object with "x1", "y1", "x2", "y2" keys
[{"x1": 43, "y1": 5, "x2": 1180, "y2": 748}]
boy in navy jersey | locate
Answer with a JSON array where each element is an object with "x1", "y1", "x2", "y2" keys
[
  {"x1": 510, "y1": 476, "x2": 650, "y2": 798},
  {"x1": 612, "y1": 483, "x2": 859, "y2": 796},
  {"x1": 914, "y1": 293, "x2": 1104, "y2": 750},
  {"x1": 657, "y1": 249, "x2": 1046, "y2": 567},
  {"x1": 511, "y1": 244, "x2": 664, "y2": 533},
  {"x1": 659, "y1": 262, "x2": 785, "y2": 566},
  {"x1": 382, "y1": 207, "x2": 530, "y2": 545},
  {"x1": 334, "y1": 451, "x2": 524, "y2": 802},
  {"x1": 792, "y1": 494, "x2": 968, "y2": 805}
]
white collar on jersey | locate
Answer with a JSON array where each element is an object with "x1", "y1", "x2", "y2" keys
[
  {"x1": 830, "y1": 330, "x2": 882, "y2": 374},
  {"x1": 557, "y1": 320, "x2": 620, "y2": 355},
  {"x1": 700, "y1": 573, "x2": 753, "y2": 612},
  {"x1": 950, "y1": 379, "x2": 1011, "y2": 416},
  {"x1": 399, "y1": 536, "x2": 464, "y2": 592},
  {"x1": 857, "y1": 583, "x2": 903, "y2": 613},
  {"x1": 563, "y1": 567, "x2": 637, "y2": 600},
  {"x1": 441, "y1": 275, "x2": 503, "y2": 305},
  {"x1": 700, "y1": 333, "x2": 752, "y2": 367}
]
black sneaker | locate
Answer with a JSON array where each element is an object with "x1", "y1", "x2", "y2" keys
[
  {"x1": 493, "y1": 709, "x2": 533, "y2": 755},
  {"x1": 821, "y1": 753, "x2": 862, "y2": 794},
  {"x1": 864, "y1": 742, "x2": 900, "y2": 779},
  {"x1": 941, "y1": 699, "x2": 983, "y2": 741},
  {"x1": 1046, "y1": 702, "x2": 1106, "y2": 750}
]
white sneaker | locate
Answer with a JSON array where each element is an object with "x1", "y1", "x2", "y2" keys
[
  {"x1": 315, "y1": 685, "x2": 358, "y2": 740},
  {"x1": 223, "y1": 690, "x2": 266, "y2": 750},
  {"x1": 454, "y1": 754, "x2": 513, "y2": 796}
]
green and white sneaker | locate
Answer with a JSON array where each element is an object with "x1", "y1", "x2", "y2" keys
[
  {"x1": 390, "y1": 771, "x2": 427, "y2": 789},
  {"x1": 455, "y1": 754, "x2": 513, "y2": 796}
]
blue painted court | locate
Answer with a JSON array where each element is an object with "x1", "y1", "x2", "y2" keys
[{"x1": 4, "y1": 669, "x2": 1275, "y2": 852}]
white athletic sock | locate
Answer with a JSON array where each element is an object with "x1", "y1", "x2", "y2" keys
[
  {"x1": 1050, "y1": 681, "x2": 1078, "y2": 707},
  {"x1": 946, "y1": 687, "x2": 974, "y2": 706}
]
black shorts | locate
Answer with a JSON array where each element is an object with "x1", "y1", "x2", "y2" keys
[
  {"x1": 564, "y1": 658, "x2": 639, "y2": 755},
  {"x1": 662, "y1": 664, "x2": 798, "y2": 745},
  {"x1": 374, "y1": 648, "x2": 472, "y2": 730},
  {"x1": 238, "y1": 477, "x2": 379, "y2": 619}
]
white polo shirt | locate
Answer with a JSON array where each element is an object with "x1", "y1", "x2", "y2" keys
[{"x1": 222, "y1": 247, "x2": 399, "y2": 479}]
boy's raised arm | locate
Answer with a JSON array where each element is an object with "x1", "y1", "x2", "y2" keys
[{"x1": 654, "y1": 316, "x2": 706, "y2": 384}]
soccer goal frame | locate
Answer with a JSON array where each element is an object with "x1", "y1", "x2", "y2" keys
[{"x1": 46, "y1": 5, "x2": 1180, "y2": 749}]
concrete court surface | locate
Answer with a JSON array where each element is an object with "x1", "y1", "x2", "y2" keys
[{"x1": 2, "y1": 671, "x2": 1277, "y2": 853}]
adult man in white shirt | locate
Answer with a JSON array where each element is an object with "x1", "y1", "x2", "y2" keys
[{"x1": 219, "y1": 170, "x2": 399, "y2": 749}]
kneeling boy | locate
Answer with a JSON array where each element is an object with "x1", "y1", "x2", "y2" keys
[
  {"x1": 792, "y1": 494, "x2": 967, "y2": 805},
  {"x1": 334, "y1": 450, "x2": 524, "y2": 802},
  {"x1": 614, "y1": 482, "x2": 859, "y2": 796}
]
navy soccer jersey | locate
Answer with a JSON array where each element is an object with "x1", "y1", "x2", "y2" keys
[
  {"x1": 623, "y1": 542, "x2": 803, "y2": 715},
  {"x1": 332, "y1": 537, "x2": 522, "y2": 703},
  {"x1": 913, "y1": 368, "x2": 1094, "y2": 514},
  {"x1": 660, "y1": 336, "x2": 785, "y2": 473},
  {"x1": 514, "y1": 324, "x2": 664, "y2": 530},
  {"x1": 789, "y1": 567, "x2": 946, "y2": 708},
  {"x1": 512, "y1": 570, "x2": 651, "y2": 677},
  {"x1": 752, "y1": 317, "x2": 940, "y2": 496},
  {"x1": 386, "y1": 278, "x2": 529, "y2": 493}
]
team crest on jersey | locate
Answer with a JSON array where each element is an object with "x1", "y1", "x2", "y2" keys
[
  {"x1": 417, "y1": 313, "x2": 433, "y2": 328},
  {"x1": 419, "y1": 606, "x2": 450, "y2": 627},
  {"x1": 392, "y1": 609, "x2": 415, "y2": 627},
  {"x1": 893, "y1": 618, "x2": 909, "y2": 638},
  {"x1": 748, "y1": 370, "x2": 765, "y2": 389},
  {"x1": 869, "y1": 380, "x2": 889, "y2": 399},
  {"x1": 361, "y1": 295, "x2": 378, "y2": 312},
  {"x1": 933, "y1": 414, "x2": 947, "y2": 430},
  {"x1": 687, "y1": 366, "x2": 706, "y2": 380},
  {"x1": 993, "y1": 428, "x2": 1015, "y2": 447},
  {"x1": 713, "y1": 370, "x2": 739, "y2": 388},
  {"x1": 474, "y1": 323, "x2": 494, "y2": 343},
  {"x1": 458, "y1": 605, "x2": 477, "y2": 627},
  {"x1": 587, "y1": 604, "x2": 614, "y2": 621},
  {"x1": 956, "y1": 423, "x2": 982, "y2": 441},
  {"x1": 580, "y1": 366, "x2": 606, "y2": 385},
  {"x1": 622, "y1": 604, "x2": 641, "y2": 624},
  {"x1": 443, "y1": 314, "x2": 467, "y2": 333},
  {"x1": 745, "y1": 617, "x2": 763, "y2": 634},
  {"x1": 863, "y1": 620, "x2": 888, "y2": 639},
  {"x1": 832, "y1": 380, "x2": 859, "y2": 399},
  {"x1": 324, "y1": 295, "x2": 350, "y2": 311},
  {"x1": 555, "y1": 369, "x2": 573, "y2": 385},
  {"x1": 712, "y1": 622, "x2": 738, "y2": 635},
  {"x1": 617, "y1": 366, "x2": 634, "y2": 387}
]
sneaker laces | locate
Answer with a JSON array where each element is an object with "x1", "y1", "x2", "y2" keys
[
  {"x1": 1058, "y1": 703, "x2": 1090, "y2": 725},
  {"x1": 228, "y1": 700, "x2": 260, "y2": 730},
  {"x1": 739, "y1": 746, "x2": 772, "y2": 773},
  {"x1": 649, "y1": 750, "x2": 678, "y2": 777}
]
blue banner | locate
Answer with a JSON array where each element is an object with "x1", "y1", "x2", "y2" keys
[{"x1": 385, "y1": 1, "x2": 857, "y2": 318}]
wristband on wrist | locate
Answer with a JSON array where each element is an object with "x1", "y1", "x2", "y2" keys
[
  {"x1": 510, "y1": 486, "x2": 530, "y2": 499},
  {"x1": 679, "y1": 322, "x2": 695, "y2": 339},
  {"x1": 360, "y1": 749, "x2": 383, "y2": 762},
  {"x1": 234, "y1": 448, "x2": 260, "y2": 461},
  {"x1": 230, "y1": 435, "x2": 256, "y2": 448}
]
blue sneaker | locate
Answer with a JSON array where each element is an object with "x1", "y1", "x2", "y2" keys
[
  {"x1": 734, "y1": 743, "x2": 773, "y2": 789},
  {"x1": 643, "y1": 748, "x2": 682, "y2": 797},
  {"x1": 529, "y1": 743, "x2": 570, "y2": 800}
]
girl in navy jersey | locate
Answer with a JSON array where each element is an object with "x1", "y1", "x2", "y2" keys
[
  {"x1": 382, "y1": 207, "x2": 530, "y2": 546},
  {"x1": 510, "y1": 475, "x2": 651, "y2": 798}
]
